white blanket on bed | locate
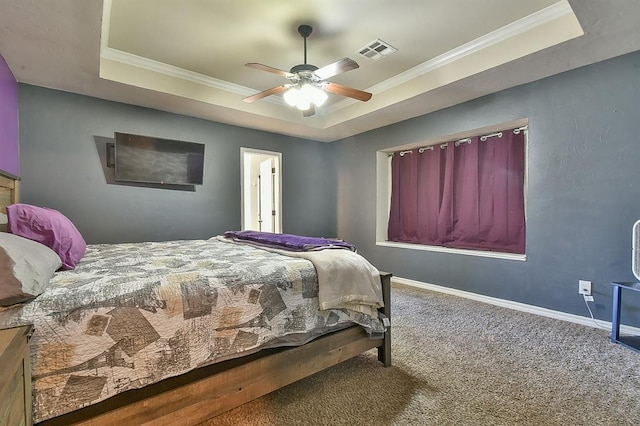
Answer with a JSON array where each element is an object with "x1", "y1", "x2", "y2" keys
[
  {"x1": 216, "y1": 236, "x2": 383, "y2": 317},
  {"x1": 279, "y1": 248, "x2": 383, "y2": 316}
]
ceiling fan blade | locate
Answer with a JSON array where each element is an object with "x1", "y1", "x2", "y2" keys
[
  {"x1": 314, "y1": 58, "x2": 359, "y2": 80},
  {"x1": 243, "y1": 85, "x2": 288, "y2": 103},
  {"x1": 245, "y1": 63, "x2": 294, "y2": 79},
  {"x1": 302, "y1": 105, "x2": 316, "y2": 117},
  {"x1": 323, "y1": 82, "x2": 372, "y2": 102}
]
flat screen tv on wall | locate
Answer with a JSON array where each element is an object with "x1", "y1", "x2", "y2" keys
[{"x1": 114, "y1": 132, "x2": 205, "y2": 185}]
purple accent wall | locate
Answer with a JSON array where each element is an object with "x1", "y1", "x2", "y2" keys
[{"x1": 0, "y1": 52, "x2": 19, "y2": 177}]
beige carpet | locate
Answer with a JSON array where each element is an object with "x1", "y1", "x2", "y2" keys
[{"x1": 200, "y1": 283, "x2": 640, "y2": 425}]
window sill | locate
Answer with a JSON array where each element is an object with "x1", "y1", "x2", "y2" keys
[{"x1": 376, "y1": 241, "x2": 527, "y2": 261}]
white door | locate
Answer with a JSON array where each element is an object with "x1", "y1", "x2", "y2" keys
[{"x1": 259, "y1": 158, "x2": 273, "y2": 232}]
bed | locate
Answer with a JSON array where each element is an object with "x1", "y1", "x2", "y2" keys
[{"x1": 0, "y1": 170, "x2": 391, "y2": 425}]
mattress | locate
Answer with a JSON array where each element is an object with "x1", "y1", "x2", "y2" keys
[{"x1": 0, "y1": 237, "x2": 384, "y2": 422}]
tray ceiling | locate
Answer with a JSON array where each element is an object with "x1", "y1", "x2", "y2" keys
[{"x1": 1, "y1": 0, "x2": 640, "y2": 142}]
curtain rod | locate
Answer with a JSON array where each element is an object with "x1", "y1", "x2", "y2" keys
[
  {"x1": 454, "y1": 138, "x2": 471, "y2": 146},
  {"x1": 480, "y1": 131, "x2": 502, "y2": 141},
  {"x1": 389, "y1": 125, "x2": 528, "y2": 156}
]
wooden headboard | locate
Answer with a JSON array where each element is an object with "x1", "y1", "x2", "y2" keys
[{"x1": 0, "y1": 170, "x2": 20, "y2": 232}]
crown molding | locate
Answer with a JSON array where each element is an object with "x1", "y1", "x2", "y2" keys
[
  {"x1": 99, "y1": 0, "x2": 282, "y2": 105},
  {"x1": 324, "y1": 0, "x2": 576, "y2": 114}
]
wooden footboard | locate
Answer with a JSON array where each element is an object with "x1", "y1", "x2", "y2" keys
[
  {"x1": 39, "y1": 273, "x2": 392, "y2": 426},
  {"x1": 378, "y1": 272, "x2": 392, "y2": 367}
]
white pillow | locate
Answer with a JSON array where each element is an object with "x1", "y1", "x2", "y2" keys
[{"x1": 0, "y1": 232, "x2": 62, "y2": 306}]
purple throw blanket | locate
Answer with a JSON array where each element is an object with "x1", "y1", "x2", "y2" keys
[{"x1": 223, "y1": 231, "x2": 356, "y2": 252}]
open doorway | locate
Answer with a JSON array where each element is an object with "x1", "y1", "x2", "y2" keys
[{"x1": 241, "y1": 148, "x2": 282, "y2": 233}]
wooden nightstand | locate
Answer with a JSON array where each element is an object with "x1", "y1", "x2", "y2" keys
[{"x1": 0, "y1": 325, "x2": 34, "y2": 426}]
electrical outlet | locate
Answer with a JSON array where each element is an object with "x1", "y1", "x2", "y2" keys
[{"x1": 578, "y1": 280, "x2": 592, "y2": 296}]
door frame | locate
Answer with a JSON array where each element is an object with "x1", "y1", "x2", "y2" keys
[{"x1": 240, "y1": 147, "x2": 282, "y2": 233}]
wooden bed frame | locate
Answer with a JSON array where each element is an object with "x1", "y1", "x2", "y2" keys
[
  {"x1": 0, "y1": 170, "x2": 19, "y2": 233},
  {"x1": 0, "y1": 169, "x2": 391, "y2": 426}
]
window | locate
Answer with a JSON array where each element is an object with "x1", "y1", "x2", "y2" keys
[{"x1": 384, "y1": 126, "x2": 526, "y2": 255}]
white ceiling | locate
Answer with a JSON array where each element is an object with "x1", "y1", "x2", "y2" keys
[{"x1": 0, "y1": 0, "x2": 639, "y2": 142}]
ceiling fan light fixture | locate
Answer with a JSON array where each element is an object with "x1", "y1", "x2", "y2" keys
[
  {"x1": 283, "y1": 87, "x2": 299, "y2": 107},
  {"x1": 296, "y1": 99, "x2": 311, "y2": 111},
  {"x1": 284, "y1": 84, "x2": 327, "y2": 111},
  {"x1": 301, "y1": 84, "x2": 327, "y2": 107}
]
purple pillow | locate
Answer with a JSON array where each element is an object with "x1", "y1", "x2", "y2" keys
[{"x1": 6, "y1": 203, "x2": 86, "y2": 270}]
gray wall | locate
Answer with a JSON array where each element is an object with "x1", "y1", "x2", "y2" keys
[
  {"x1": 18, "y1": 85, "x2": 337, "y2": 243},
  {"x1": 334, "y1": 50, "x2": 640, "y2": 323},
  {"x1": 17, "y1": 51, "x2": 640, "y2": 323}
]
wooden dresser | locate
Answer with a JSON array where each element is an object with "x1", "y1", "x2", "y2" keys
[{"x1": 0, "y1": 325, "x2": 33, "y2": 426}]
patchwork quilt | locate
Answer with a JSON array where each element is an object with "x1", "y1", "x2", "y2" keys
[{"x1": 0, "y1": 238, "x2": 384, "y2": 422}]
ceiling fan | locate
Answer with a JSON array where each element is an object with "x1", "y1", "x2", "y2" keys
[{"x1": 243, "y1": 24, "x2": 372, "y2": 117}]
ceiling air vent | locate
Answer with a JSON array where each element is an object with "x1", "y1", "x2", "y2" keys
[{"x1": 356, "y1": 39, "x2": 397, "y2": 61}]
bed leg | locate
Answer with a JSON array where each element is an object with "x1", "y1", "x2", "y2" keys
[{"x1": 377, "y1": 272, "x2": 392, "y2": 367}]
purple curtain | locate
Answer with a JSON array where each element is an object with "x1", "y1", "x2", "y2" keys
[{"x1": 388, "y1": 129, "x2": 525, "y2": 254}]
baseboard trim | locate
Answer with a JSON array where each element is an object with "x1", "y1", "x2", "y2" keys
[{"x1": 392, "y1": 276, "x2": 640, "y2": 335}]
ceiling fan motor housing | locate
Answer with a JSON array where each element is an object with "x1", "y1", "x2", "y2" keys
[{"x1": 290, "y1": 63, "x2": 319, "y2": 75}]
